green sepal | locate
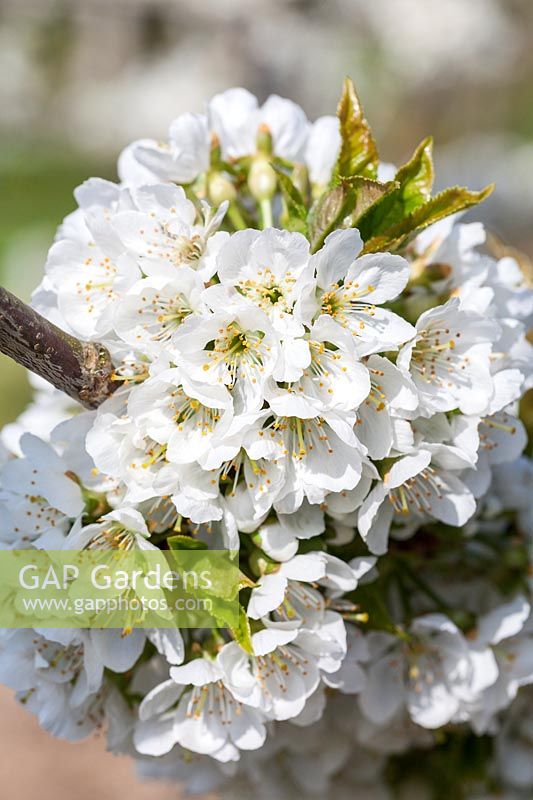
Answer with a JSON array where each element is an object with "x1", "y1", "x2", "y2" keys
[
  {"x1": 167, "y1": 535, "x2": 208, "y2": 551},
  {"x1": 238, "y1": 571, "x2": 257, "y2": 589},
  {"x1": 272, "y1": 164, "x2": 308, "y2": 234},
  {"x1": 229, "y1": 605, "x2": 254, "y2": 654}
]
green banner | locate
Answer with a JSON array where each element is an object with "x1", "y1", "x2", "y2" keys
[{"x1": 0, "y1": 550, "x2": 239, "y2": 629}]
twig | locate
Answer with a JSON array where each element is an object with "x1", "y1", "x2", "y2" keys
[{"x1": 0, "y1": 286, "x2": 117, "y2": 409}]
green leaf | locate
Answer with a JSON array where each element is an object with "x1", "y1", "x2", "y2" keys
[
  {"x1": 362, "y1": 183, "x2": 494, "y2": 254},
  {"x1": 392, "y1": 136, "x2": 434, "y2": 212},
  {"x1": 308, "y1": 177, "x2": 396, "y2": 253},
  {"x1": 229, "y1": 605, "x2": 254, "y2": 654},
  {"x1": 344, "y1": 176, "x2": 399, "y2": 228},
  {"x1": 334, "y1": 77, "x2": 379, "y2": 180},
  {"x1": 273, "y1": 164, "x2": 308, "y2": 234},
  {"x1": 356, "y1": 137, "x2": 434, "y2": 241},
  {"x1": 167, "y1": 535, "x2": 208, "y2": 551},
  {"x1": 308, "y1": 184, "x2": 353, "y2": 252}
]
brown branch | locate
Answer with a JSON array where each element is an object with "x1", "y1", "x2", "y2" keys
[{"x1": 0, "y1": 286, "x2": 117, "y2": 409}]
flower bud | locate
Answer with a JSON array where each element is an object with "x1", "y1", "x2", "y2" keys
[
  {"x1": 248, "y1": 156, "x2": 277, "y2": 202},
  {"x1": 207, "y1": 171, "x2": 237, "y2": 205},
  {"x1": 248, "y1": 546, "x2": 279, "y2": 577},
  {"x1": 256, "y1": 123, "x2": 273, "y2": 155}
]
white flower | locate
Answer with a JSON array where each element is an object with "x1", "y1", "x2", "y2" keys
[
  {"x1": 119, "y1": 113, "x2": 210, "y2": 186},
  {"x1": 397, "y1": 297, "x2": 500, "y2": 417},
  {"x1": 219, "y1": 627, "x2": 321, "y2": 721},
  {"x1": 463, "y1": 407, "x2": 527, "y2": 499},
  {"x1": 0, "y1": 374, "x2": 77, "y2": 456},
  {"x1": 213, "y1": 227, "x2": 312, "y2": 338},
  {"x1": 208, "y1": 88, "x2": 309, "y2": 162},
  {"x1": 111, "y1": 183, "x2": 228, "y2": 282},
  {"x1": 302, "y1": 229, "x2": 415, "y2": 355},
  {"x1": 0, "y1": 627, "x2": 142, "y2": 738},
  {"x1": 86, "y1": 406, "x2": 179, "y2": 505},
  {"x1": 358, "y1": 614, "x2": 498, "y2": 729},
  {"x1": 492, "y1": 457, "x2": 533, "y2": 537},
  {"x1": 246, "y1": 552, "x2": 326, "y2": 621},
  {"x1": 126, "y1": 368, "x2": 233, "y2": 468},
  {"x1": 265, "y1": 316, "x2": 371, "y2": 418},
  {"x1": 479, "y1": 410, "x2": 527, "y2": 469},
  {"x1": 355, "y1": 354, "x2": 418, "y2": 460},
  {"x1": 247, "y1": 500, "x2": 325, "y2": 561},
  {"x1": 322, "y1": 625, "x2": 369, "y2": 695},
  {"x1": 289, "y1": 610, "x2": 349, "y2": 676},
  {"x1": 135, "y1": 655, "x2": 267, "y2": 761},
  {"x1": 484, "y1": 255, "x2": 533, "y2": 324},
  {"x1": 494, "y1": 688, "x2": 533, "y2": 793},
  {"x1": 210, "y1": 445, "x2": 285, "y2": 529},
  {"x1": 173, "y1": 305, "x2": 280, "y2": 413},
  {"x1": 358, "y1": 449, "x2": 476, "y2": 554},
  {"x1": 247, "y1": 551, "x2": 374, "y2": 623},
  {"x1": 245, "y1": 411, "x2": 366, "y2": 514},
  {"x1": 413, "y1": 220, "x2": 490, "y2": 297},
  {"x1": 113, "y1": 270, "x2": 207, "y2": 356},
  {"x1": 63, "y1": 507, "x2": 156, "y2": 551},
  {"x1": 120, "y1": 89, "x2": 310, "y2": 189},
  {"x1": 43, "y1": 179, "x2": 141, "y2": 339},
  {"x1": 0, "y1": 433, "x2": 85, "y2": 548},
  {"x1": 466, "y1": 596, "x2": 533, "y2": 733}
]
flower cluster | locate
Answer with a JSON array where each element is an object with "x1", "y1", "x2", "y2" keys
[{"x1": 1, "y1": 80, "x2": 533, "y2": 799}]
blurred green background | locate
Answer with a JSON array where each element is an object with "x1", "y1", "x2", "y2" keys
[{"x1": 1, "y1": 0, "x2": 533, "y2": 431}]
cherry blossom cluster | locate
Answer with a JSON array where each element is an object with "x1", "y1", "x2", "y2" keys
[{"x1": 1, "y1": 84, "x2": 532, "y2": 798}]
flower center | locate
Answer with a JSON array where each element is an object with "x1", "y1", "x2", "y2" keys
[
  {"x1": 237, "y1": 268, "x2": 292, "y2": 312},
  {"x1": 86, "y1": 522, "x2": 137, "y2": 551},
  {"x1": 321, "y1": 281, "x2": 376, "y2": 330},
  {"x1": 388, "y1": 467, "x2": 444, "y2": 515},
  {"x1": 410, "y1": 326, "x2": 465, "y2": 387},
  {"x1": 164, "y1": 230, "x2": 203, "y2": 266},
  {"x1": 202, "y1": 323, "x2": 265, "y2": 385}
]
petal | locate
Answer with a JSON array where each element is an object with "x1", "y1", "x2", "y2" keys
[
  {"x1": 312, "y1": 229, "x2": 363, "y2": 288},
  {"x1": 358, "y1": 652, "x2": 405, "y2": 724},
  {"x1": 345, "y1": 253, "x2": 411, "y2": 304},
  {"x1": 384, "y1": 450, "x2": 432, "y2": 489},
  {"x1": 91, "y1": 629, "x2": 146, "y2": 673},
  {"x1": 134, "y1": 714, "x2": 177, "y2": 756},
  {"x1": 147, "y1": 629, "x2": 185, "y2": 665},
  {"x1": 251, "y1": 627, "x2": 298, "y2": 656},
  {"x1": 139, "y1": 679, "x2": 181, "y2": 721},
  {"x1": 247, "y1": 573, "x2": 288, "y2": 620},
  {"x1": 170, "y1": 657, "x2": 220, "y2": 686},
  {"x1": 475, "y1": 596, "x2": 531, "y2": 646}
]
